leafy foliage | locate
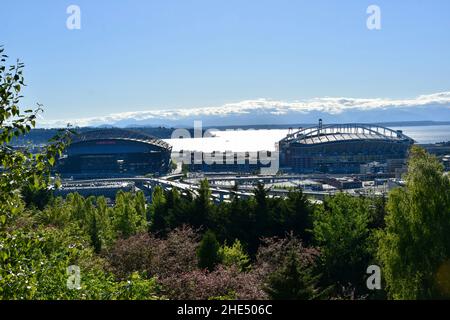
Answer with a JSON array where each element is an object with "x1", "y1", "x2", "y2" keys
[
  {"x1": 265, "y1": 249, "x2": 320, "y2": 300},
  {"x1": 1, "y1": 49, "x2": 448, "y2": 300},
  {"x1": 159, "y1": 265, "x2": 265, "y2": 300},
  {"x1": 0, "y1": 47, "x2": 73, "y2": 227},
  {"x1": 219, "y1": 239, "x2": 250, "y2": 271},
  {"x1": 197, "y1": 230, "x2": 221, "y2": 271},
  {"x1": 313, "y1": 193, "x2": 374, "y2": 296},
  {"x1": 106, "y1": 226, "x2": 199, "y2": 280},
  {"x1": 377, "y1": 146, "x2": 450, "y2": 299}
]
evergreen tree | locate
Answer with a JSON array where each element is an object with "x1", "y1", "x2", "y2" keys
[
  {"x1": 67, "y1": 192, "x2": 88, "y2": 222},
  {"x1": 89, "y1": 209, "x2": 102, "y2": 253},
  {"x1": 114, "y1": 191, "x2": 146, "y2": 238},
  {"x1": 197, "y1": 230, "x2": 221, "y2": 271},
  {"x1": 134, "y1": 191, "x2": 147, "y2": 223},
  {"x1": 369, "y1": 195, "x2": 387, "y2": 230},
  {"x1": 96, "y1": 196, "x2": 114, "y2": 246},
  {"x1": 265, "y1": 249, "x2": 318, "y2": 300},
  {"x1": 21, "y1": 184, "x2": 53, "y2": 210},
  {"x1": 313, "y1": 193, "x2": 372, "y2": 294},
  {"x1": 150, "y1": 186, "x2": 168, "y2": 234},
  {"x1": 192, "y1": 179, "x2": 212, "y2": 228},
  {"x1": 219, "y1": 239, "x2": 250, "y2": 271},
  {"x1": 282, "y1": 189, "x2": 313, "y2": 244},
  {"x1": 224, "y1": 197, "x2": 255, "y2": 254},
  {"x1": 165, "y1": 187, "x2": 182, "y2": 229},
  {"x1": 252, "y1": 182, "x2": 271, "y2": 249},
  {"x1": 254, "y1": 182, "x2": 269, "y2": 214}
]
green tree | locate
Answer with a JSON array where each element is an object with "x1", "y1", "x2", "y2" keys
[
  {"x1": 252, "y1": 182, "x2": 271, "y2": 245},
  {"x1": 192, "y1": 179, "x2": 212, "y2": 228},
  {"x1": 149, "y1": 185, "x2": 168, "y2": 233},
  {"x1": 165, "y1": 187, "x2": 184, "y2": 229},
  {"x1": 219, "y1": 239, "x2": 250, "y2": 271},
  {"x1": 95, "y1": 196, "x2": 114, "y2": 247},
  {"x1": 66, "y1": 193, "x2": 88, "y2": 222},
  {"x1": 377, "y1": 146, "x2": 450, "y2": 299},
  {"x1": 37, "y1": 196, "x2": 71, "y2": 227},
  {"x1": 0, "y1": 47, "x2": 72, "y2": 228},
  {"x1": 21, "y1": 184, "x2": 53, "y2": 210},
  {"x1": 89, "y1": 207, "x2": 102, "y2": 254},
  {"x1": 113, "y1": 191, "x2": 146, "y2": 238},
  {"x1": 313, "y1": 193, "x2": 373, "y2": 295},
  {"x1": 254, "y1": 182, "x2": 269, "y2": 220},
  {"x1": 197, "y1": 230, "x2": 221, "y2": 271},
  {"x1": 134, "y1": 191, "x2": 147, "y2": 223},
  {"x1": 265, "y1": 248, "x2": 319, "y2": 300},
  {"x1": 0, "y1": 224, "x2": 120, "y2": 300},
  {"x1": 281, "y1": 189, "x2": 313, "y2": 244},
  {"x1": 222, "y1": 196, "x2": 255, "y2": 254}
]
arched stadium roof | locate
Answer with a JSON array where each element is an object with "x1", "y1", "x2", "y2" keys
[
  {"x1": 71, "y1": 128, "x2": 172, "y2": 151},
  {"x1": 280, "y1": 123, "x2": 414, "y2": 145}
]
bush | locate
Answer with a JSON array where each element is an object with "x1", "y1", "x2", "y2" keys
[
  {"x1": 115, "y1": 272, "x2": 163, "y2": 300},
  {"x1": 106, "y1": 233, "x2": 157, "y2": 280},
  {"x1": 106, "y1": 226, "x2": 199, "y2": 280},
  {"x1": 159, "y1": 265, "x2": 266, "y2": 300},
  {"x1": 254, "y1": 234, "x2": 320, "y2": 280},
  {"x1": 0, "y1": 226, "x2": 117, "y2": 300}
]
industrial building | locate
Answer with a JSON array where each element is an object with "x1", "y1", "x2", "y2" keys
[
  {"x1": 278, "y1": 120, "x2": 414, "y2": 174},
  {"x1": 57, "y1": 129, "x2": 172, "y2": 179}
]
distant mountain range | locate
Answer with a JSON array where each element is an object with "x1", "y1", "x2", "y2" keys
[{"x1": 39, "y1": 91, "x2": 450, "y2": 128}]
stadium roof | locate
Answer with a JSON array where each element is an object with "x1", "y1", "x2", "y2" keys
[
  {"x1": 71, "y1": 128, "x2": 172, "y2": 150},
  {"x1": 280, "y1": 123, "x2": 414, "y2": 145}
]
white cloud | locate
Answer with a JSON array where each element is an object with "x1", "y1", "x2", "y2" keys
[{"x1": 39, "y1": 91, "x2": 450, "y2": 128}]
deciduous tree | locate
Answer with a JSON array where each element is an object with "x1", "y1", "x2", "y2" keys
[{"x1": 378, "y1": 146, "x2": 450, "y2": 299}]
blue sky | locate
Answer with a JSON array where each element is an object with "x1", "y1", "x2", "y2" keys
[{"x1": 3, "y1": 0, "x2": 450, "y2": 121}]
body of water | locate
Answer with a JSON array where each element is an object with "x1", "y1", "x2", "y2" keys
[
  {"x1": 391, "y1": 125, "x2": 450, "y2": 144},
  {"x1": 164, "y1": 125, "x2": 450, "y2": 152}
]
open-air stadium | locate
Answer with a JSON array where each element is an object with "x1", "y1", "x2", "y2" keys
[{"x1": 278, "y1": 120, "x2": 415, "y2": 174}]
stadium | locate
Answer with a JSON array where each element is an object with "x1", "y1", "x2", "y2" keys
[
  {"x1": 278, "y1": 120, "x2": 415, "y2": 174},
  {"x1": 57, "y1": 129, "x2": 172, "y2": 178}
]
